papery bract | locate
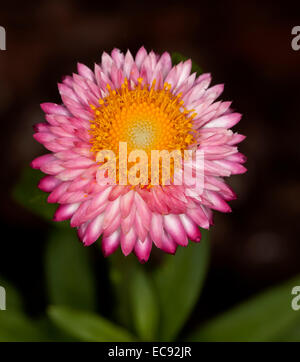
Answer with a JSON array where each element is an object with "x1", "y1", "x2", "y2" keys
[{"x1": 32, "y1": 47, "x2": 246, "y2": 262}]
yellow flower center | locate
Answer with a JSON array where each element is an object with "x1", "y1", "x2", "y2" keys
[{"x1": 89, "y1": 78, "x2": 196, "y2": 186}]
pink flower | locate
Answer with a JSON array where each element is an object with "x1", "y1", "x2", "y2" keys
[{"x1": 32, "y1": 47, "x2": 246, "y2": 262}]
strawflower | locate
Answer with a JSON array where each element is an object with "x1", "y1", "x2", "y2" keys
[{"x1": 32, "y1": 47, "x2": 246, "y2": 262}]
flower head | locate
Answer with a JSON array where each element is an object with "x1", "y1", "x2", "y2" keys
[{"x1": 32, "y1": 47, "x2": 246, "y2": 262}]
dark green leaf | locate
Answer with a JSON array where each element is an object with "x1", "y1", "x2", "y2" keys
[
  {"x1": 0, "y1": 277, "x2": 23, "y2": 311},
  {"x1": 153, "y1": 232, "x2": 210, "y2": 341},
  {"x1": 48, "y1": 306, "x2": 136, "y2": 342},
  {"x1": 188, "y1": 274, "x2": 300, "y2": 342},
  {"x1": 45, "y1": 227, "x2": 96, "y2": 311},
  {"x1": 108, "y1": 251, "x2": 137, "y2": 329},
  {"x1": 0, "y1": 277, "x2": 49, "y2": 341},
  {"x1": 0, "y1": 311, "x2": 47, "y2": 342},
  {"x1": 129, "y1": 265, "x2": 159, "y2": 341},
  {"x1": 35, "y1": 317, "x2": 81, "y2": 342},
  {"x1": 276, "y1": 323, "x2": 300, "y2": 342},
  {"x1": 12, "y1": 167, "x2": 58, "y2": 222}
]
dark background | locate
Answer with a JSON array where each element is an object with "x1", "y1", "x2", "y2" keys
[{"x1": 0, "y1": 0, "x2": 299, "y2": 332}]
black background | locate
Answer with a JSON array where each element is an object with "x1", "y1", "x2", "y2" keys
[{"x1": 0, "y1": 0, "x2": 299, "y2": 334}]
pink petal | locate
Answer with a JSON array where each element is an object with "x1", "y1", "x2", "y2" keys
[
  {"x1": 135, "y1": 46, "x2": 148, "y2": 69},
  {"x1": 101, "y1": 52, "x2": 113, "y2": 75},
  {"x1": 203, "y1": 113, "x2": 242, "y2": 129},
  {"x1": 48, "y1": 182, "x2": 70, "y2": 203},
  {"x1": 187, "y1": 206, "x2": 210, "y2": 229},
  {"x1": 40, "y1": 160, "x2": 64, "y2": 175},
  {"x1": 149, "y1": 212, "x2": 163, "y2": 249},
  {"x1": 40, "y1": 103, "x2": 70, "y2": 116},
  {"x1": 102, "y1": 198, "x2": 120, "y2": 230},
  {"x1": 135, "y1": 211, "x2": 148, "y2": 242},
  {"x1": 123, "y1": 50, "x2": 134, "y2": 79},
  {"x1": 102, "y1": 229, "x2": 120, "y2": 257},
  {"x1": 38, "y1": 175, "x2": 61, "y2": 192},
  {"x1": 83, "y1": 213, "x2": 105, "y2": 246},
  {"x1": 111, "y1": 48, "x2": 125, "y2": 68},
  {"x1": 121, "y1": 203, "x2": 136, "y2": 234},
  {"x1": 160, "y1": 232, "x2": 177, "y2": 254},
  {"x1": 77, "y1": 63, "x2": 95, "y2": 82},
  {"x1": 164, "y1": 214, "x2": 188, "y2": 246},
  {"x1": 120, "y1": 190, "x2": 135, "y2": 218},
  {"x1": 103, "y1": 213, "x2": 121, "y2": 235},
  {"x1": 53, "y1": 202, "x2": 80, "y2": 221},
  {"x1": 134, "y1": 235, "x2": 152, "y2": 263},
  {"x1": 121, "y1": 228, "x2": 137, "y2": 256},
  {"x1": 179, "y1": 214, "x2": 201, "y2": 242},
  {"x1": 31, "y1": 154, "x2": 55, "y2": 169}
]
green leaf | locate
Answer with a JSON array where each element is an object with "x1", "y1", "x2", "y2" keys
[
  {"x1": 35, "y1": 317, "x2": 81, "y2": 342},
  {"x1": 45, "y1": 227, "x2": 96, "y2": 311},
  {"x1": 48, "y1": 305, "x2": 136, "y2": 342},
  {"x1": 108, "y1": 251, "x2": 136, "y2": 329},
  {"x1": 172, "y1": 52, "x2": 203, "y2": 75},
  {"x1": 276, "y1": 323, "x2": 300, "y2": 342},
  {"x1": 0, "y1": 311, "x2": 47, "y2": 342},
  {"x1": 109, "y1": 253, "x2": 160, "y2": 341},
  {"x1": 153, "y1": 231, "x2": 210, "y2": 341},
  {"x1": 0, "y1": 277, "x2": 50, "y2": 341},
  {"x1": 0, "y1": 277, "x2": 23, "y2": 311},
  {"x1": 129, "y1": 265, "x2": 159, "y2": 341},
  {"x1": 188, "y1": 274, "x2": 300, "y2": 342},
  {"x1": 12, "y1": 167, "x2": 58, "y2": 222}
]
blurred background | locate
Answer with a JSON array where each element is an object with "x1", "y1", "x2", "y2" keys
[{"x1": 0, "y1": 0, "x2": 300, "y2": 341}]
